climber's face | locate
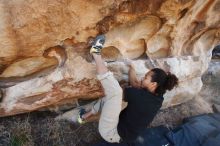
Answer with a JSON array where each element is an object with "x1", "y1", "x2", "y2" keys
[{"x1": 141, "y1": 71, "x2": 157, "y2": 93}]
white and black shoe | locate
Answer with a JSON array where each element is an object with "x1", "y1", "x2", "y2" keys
[{"x1": 90, "y1": 34, "x2": 105, "y2": 54}]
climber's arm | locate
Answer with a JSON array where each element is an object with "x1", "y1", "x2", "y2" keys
[{"x1": 128, "y1": 65, "x2": 141, "y2": 88}]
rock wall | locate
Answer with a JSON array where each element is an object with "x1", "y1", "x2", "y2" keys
[{"x1": 0, "y1": 0, "x2": 220, "y2": 117}]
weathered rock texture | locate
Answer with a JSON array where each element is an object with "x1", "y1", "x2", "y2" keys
[{"x1": 0, "y1": 0, "x2": 220, "y2": 117}]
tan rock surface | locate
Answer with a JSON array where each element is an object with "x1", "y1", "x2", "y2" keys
[
  {"x1": 104, "y1": 15, "x2": 161, "y2": 59},
  {"x1": 0, "y1": 0, "x2": 124, "y2": 65},
  {"x1": 146, "y1": 25, "x2": 172, "y2": 58}
]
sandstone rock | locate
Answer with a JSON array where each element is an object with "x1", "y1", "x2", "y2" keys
[
  {"x1": 0, "y1": 76, "x2": 104, "y2": 117},
  {"x1": 199, "y1": 59, "x2": 220, "y2": 113},
  {"x1": 104, "y1": 15, "x2": 161, "y2": 59},
  {"x1": 101, "y1": 46, "x2": 123, "y2": 61},
  {"x1": 0, "y1": 57, "x2": 58, "y2": 88},
  {"x1": 213, "y1": 104, "x2": 220, "y2": 113},
  {"x1": 171, "y1": 0, "x2": 220, "y2": 56},
  {"x1": 0, "y1": 55, "x2": 205, "y2": 117},
  {"x1": 0, "y1": 57, "x2": 57, "y2": 78},
  {"x1": 62, "y1": 38, "x2": 76, "y2": 48},
  {"x1": 192, "y1": 29, "x2": 220, "y2": 57},
  {"x1": 158, "y1": 0, "x2": 194, "y2": 24},
  {"x1": 0, "y1": 0, "x2": 124, "y2": 64},
  {"x1": 0, "y1": 45, "x2": 67, "y2": 88},
  {"x1": 0, "y1": 89, "x2": 3, "y2": 102},
  {"x1": 146, "y1": 25, "x2": 172, "y2": 58},
  {"x1": 202, "y1": 60, "x2": 220, "y2": 84},
  {"x1": 0, "y1": 50, "x2": 105, "y2": 117}
]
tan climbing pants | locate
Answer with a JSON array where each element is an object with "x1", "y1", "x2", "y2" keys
[{"x1": 91, "y1": 71, "x2": 122, "y2": 143}]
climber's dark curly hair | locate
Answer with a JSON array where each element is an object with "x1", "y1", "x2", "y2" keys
[{"x1": 151, "y1": 68, "x2": 178, "y2": 96}]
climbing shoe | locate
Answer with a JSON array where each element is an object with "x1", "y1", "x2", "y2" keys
[
  {"x1": 77, "y1": 108, "x2": 87, "y2": 124},
  {"x1": 90, "y1": 34, "x2": 105, "y2": 54}
]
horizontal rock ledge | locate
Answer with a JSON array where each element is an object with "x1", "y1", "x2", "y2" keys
[{"x1": 0, "y1": 55, "x2": 207, "y2": 117}]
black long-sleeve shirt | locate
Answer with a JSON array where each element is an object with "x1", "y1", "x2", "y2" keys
[{"x1": 117, "y1": 87, "x2": 164, "y2": 143}]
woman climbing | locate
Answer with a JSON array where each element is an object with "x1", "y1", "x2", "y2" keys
[{"x1": 78, "y1": 35, "x2": 179, "y2": 143}]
